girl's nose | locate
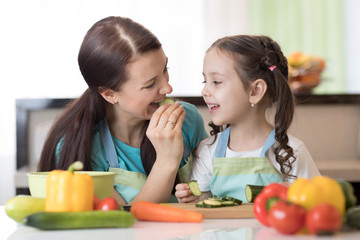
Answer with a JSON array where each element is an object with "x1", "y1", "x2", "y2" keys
[{"x1": 201, "y1": 85, "x2": 209, "y2": 97}]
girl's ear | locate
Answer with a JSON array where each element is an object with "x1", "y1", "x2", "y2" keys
[
  {"x1": 249, "y1": 79, "x2": 267, "y2": 105},
  {"x1": 98, "y1": 87, "x2": 117, "y2": 104}
]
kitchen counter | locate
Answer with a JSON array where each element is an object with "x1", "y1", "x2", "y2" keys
[{"x1": 2, "y1": 206, "x2": 360, "y2": 240}]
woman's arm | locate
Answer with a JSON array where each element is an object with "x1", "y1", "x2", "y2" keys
[{"x1": 128, "y1": 102, "x2": 186, "y2": 204}]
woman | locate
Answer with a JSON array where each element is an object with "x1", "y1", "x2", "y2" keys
[{"x1": 38, "y1": 16, "x2": 208, "y2": 205}]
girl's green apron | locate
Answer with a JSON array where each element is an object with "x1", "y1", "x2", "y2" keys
[
  {"x1": 210, "y1": 127, "x2": 282, "y2": 202},
  {"x1": 99, "y1": 119, "x2": 192, "y2": 203}
]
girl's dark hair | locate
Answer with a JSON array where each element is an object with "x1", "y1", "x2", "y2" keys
[
  {"x1": 208, "y1": 35, "x2": 296, "y2": 180},
  {"x1": 38, "y1": 16, "x2": 161, "y2": 174}
]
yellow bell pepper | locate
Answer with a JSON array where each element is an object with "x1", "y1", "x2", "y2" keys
[
  {"x1": 287, "y1": 176, "x2": 345, "y2": 215},
  {"x1": 45, "y1": 161, "x2": 94, "y2": 212}
]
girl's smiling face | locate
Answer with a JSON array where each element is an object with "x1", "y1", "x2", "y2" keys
[
  {"x1": 202, "y1": 48, "x2": 252, "y2": 126},
  {"x1": 115, "y1": 48, "x2": 172, "y2": 121}
]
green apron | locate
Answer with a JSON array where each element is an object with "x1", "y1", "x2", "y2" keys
[
  {"x1": 99, "y1": 119, "x2": 192, "y2": 203},
  {"x1": 209, "y1": 127, "x2": 282, "y2": 202}
]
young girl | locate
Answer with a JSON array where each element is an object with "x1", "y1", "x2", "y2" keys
[
  {"x1": 38, "y1": 16, "x2": 208, "y2": 205},
  {"x1": 175, "y1": 35, "x2": 320, "y2": 203}
]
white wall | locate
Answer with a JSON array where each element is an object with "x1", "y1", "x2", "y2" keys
[
  {"x1": 0, "y1": 0, "x2": 359, "y2": 204},
  {"x1": 0, "y1": 0, "x2": 248, "y2": 204},
  {"x1": 345, "y1": 0, "x2": 360, "y2": 93}
]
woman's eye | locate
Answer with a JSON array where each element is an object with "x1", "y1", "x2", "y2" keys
[
  {"x1": 145, "y1": 81, "x2": 155, "y2": 89},
  {"x1": 202, "y1": 80, "x2": 206, "y2": 84},
  {"x1": 163, "y1": 67, "x2": 169, "y2": 73}
]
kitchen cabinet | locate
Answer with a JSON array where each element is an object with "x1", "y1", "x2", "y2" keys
[{"x1": 14, "y1": 95, "x2": 360, "y2": 201}]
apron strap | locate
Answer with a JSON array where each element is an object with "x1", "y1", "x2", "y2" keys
[
  {"x1": 214, "y1": 127, "x2": 231, "y2": 158},
  {"x1": 260, "y1": 129, "x2": 276, "y2": 157},
  {"x1": 214, "y1": 127, "x2": 276, "y2": 158},
  {"x1": 99, "y1": 119, "x2": 120, "y2": 168},
  {"x1": 99, "y1": 118, "x2": 191, "y2": 169}
]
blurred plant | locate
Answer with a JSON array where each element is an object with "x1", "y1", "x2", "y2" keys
[{"x1": 287, "y1": 52, "x2": 326, "y2": 94}]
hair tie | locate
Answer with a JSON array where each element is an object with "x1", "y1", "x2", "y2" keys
[{"x1": 269, "y1": 65, "x2": 277, "y2": 71}]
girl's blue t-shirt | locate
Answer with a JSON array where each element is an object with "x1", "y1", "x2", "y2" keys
[{"x1": 90, "y1": 101, "x2": 208, "y2": 173}]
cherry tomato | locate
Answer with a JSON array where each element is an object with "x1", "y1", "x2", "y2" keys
[
  {"x1": 306, "y1": 203, "x2": 342, "y2": 235},
  {"x1": 95, "y1": 197, "x2": 118, "y2": 211},
  {"x1": 93, "y1": 195, "x2": 101, "y2": 210},
  {"x1": 268, "y1": 200, "x2": 306, "y2": 235}
]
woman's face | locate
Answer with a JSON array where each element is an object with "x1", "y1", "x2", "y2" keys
[{"x1": 115, "y1": 48, "x2": 172, "y2": 121}]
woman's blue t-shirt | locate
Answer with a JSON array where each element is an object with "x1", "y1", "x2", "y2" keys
[{"x1": 90, "y1": 101, "x2": 208, "y2": 173}]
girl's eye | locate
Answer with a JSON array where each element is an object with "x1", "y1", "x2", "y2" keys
[
  {"x1": 202, "y1": 80, "x2": 206, "y2": 84},
  {"x1": 163, "y1": 67, "x2": 169, "y2": 73},
  {"x1": 213, "y1": 80, "x2": 221, "y2": 85}
]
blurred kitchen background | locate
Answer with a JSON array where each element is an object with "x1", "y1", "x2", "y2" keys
[{"x1": 1, "y1": 0, "x2": 359, "y2": 204}]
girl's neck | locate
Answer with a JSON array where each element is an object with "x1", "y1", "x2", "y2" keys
[{"x1": 227, "y1": 119, "x2": 273, "y2": 153}]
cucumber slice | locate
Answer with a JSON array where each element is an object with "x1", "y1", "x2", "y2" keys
[
  {"x1": 220, "y1": 201, "x2": 236, "y2": 207},
  {"x1": 245, "y1": 184, "x2": 264, "y2": 203},
  {"x1": 195, "y1": 201, "x2": 205, "y2": 208},
  {"x1": 188, "y1": 180, "x2": 202, "y2": 197},
  {"x1": 158, "y1": 97, "x2": 175, "y2": 106},
  {"x1": 203, "y1": 199, "x2": 222, "y2": 208},
  {"x1": 222, "y1": 196, "x2": 243, "y2": 205}
]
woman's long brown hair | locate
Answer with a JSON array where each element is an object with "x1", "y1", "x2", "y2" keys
[
  {"x1": 207, "y1": 35, "x2": 296, "y2": 180},
  {"x1": 38, "y1": 17, "x2": 161, "y2": 174}
]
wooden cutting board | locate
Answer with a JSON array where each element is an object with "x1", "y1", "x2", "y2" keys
[{"x1": 167, "y1": 203, "x2": 255, "y2": 219}]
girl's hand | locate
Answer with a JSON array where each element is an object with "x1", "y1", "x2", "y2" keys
[
  {"x1": 175, "y1": 183, "x2": 197, "y2": 203},
  {"x1": 146, "y1": 102, "x2": 186, "y2": 166}
]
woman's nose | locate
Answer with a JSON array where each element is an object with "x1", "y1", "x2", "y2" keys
[{"x1": 159, "y1": 78, "x2": 173, "y2": 95}]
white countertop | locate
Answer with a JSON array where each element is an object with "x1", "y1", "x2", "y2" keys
[{"x1": 2, "y1": 206, "x2": 360, "y2": 240}]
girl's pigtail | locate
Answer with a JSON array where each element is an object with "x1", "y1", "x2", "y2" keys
[{"x1": 272, "y1": 69, "x2": 296, "y2": 180}]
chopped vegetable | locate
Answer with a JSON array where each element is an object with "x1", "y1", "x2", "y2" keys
[
  {"x1": 188, "y1": 180, "x2": 202, "y2": 197},
  {"x1": 158, "y1": 97, "x2": 175, "y2": 106},
  {"x1": 245, "y1": 184, "x2": 264, "y2": 203},
  {"x1": 195, "y1": 196, "x2": 242, "y2": 208}
]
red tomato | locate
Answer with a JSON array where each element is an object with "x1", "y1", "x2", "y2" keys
[
  {"x1": 306, "y1": 204, "x2": 342, "y2": 235},
  {"x1": 96, "y1": 197, "x2": 118, "y2": 211},
  {"x1": 268, "y1": 201, "x2": 306, "y2": 235},
  {"x1": 93, "y1": 195, "x2": 101, "y2": 210}
]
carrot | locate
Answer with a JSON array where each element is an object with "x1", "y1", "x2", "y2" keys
[{"x1": 130, "y1": 201, "x2": 203, "y2": 223}]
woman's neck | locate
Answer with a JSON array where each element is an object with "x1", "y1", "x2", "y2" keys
[{"x1": 106, "y1": 112, "x2": 147, "y2": 148}]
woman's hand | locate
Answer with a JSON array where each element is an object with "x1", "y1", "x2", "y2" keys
[
  {"x1": 146, "y1": 102, "x2": 186, "y2": 166},
  {"x1": 175, "y1": 183, "x2": 197, "y2": 203}
]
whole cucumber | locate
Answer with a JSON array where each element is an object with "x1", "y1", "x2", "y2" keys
[
  {"x1": 25, "y1": 210, "x2": 135, "y2": 230},
  {"x1": 345, "y1": 206, "x2": 360, "y2": 229}
]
